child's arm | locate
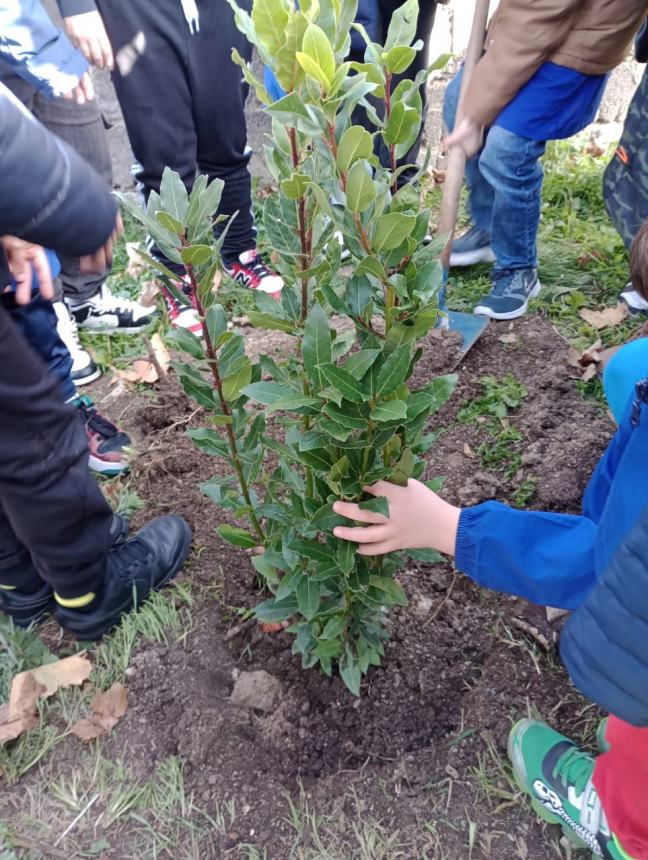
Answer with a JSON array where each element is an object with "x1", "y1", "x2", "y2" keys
[{"x1": 333, "y1": 479, "x2": 598, "y2": 610}]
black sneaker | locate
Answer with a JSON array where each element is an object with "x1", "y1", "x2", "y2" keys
[
  {"x1": 55, "y1": 515, "x2": 192, "y2": 640},
  {"x1": 0, "y1": 514, "x2": 129, "y2": 627},
  {"x1": 75, "y1": 395, "x2": 131, "y2": 476},
  {"x1": 69, "y1": 285, "x2": 158, "y2": 334}
]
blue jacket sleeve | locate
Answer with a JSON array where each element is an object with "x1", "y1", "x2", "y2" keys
[
  {"x1": 455, "y1": 501, "x2": 598, "y2": 609},
  {"x1": 0, "y1": 0, "x2": 88, "y2": 99}
]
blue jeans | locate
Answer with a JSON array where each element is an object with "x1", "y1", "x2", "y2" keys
[
  {"x1": 444, "y1": 70, "x2": 547, "y2": 272},
  {"x1": 2, "y1": 294, "x2": 76, "y2": 402}
]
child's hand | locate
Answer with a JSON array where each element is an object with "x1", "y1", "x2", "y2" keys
[
  {"x1": 332, "y1": 479, "x2": 461, "y2": 557},
  {"x1": 1, "y1": 237, "x2": 53, "y2": 305}
]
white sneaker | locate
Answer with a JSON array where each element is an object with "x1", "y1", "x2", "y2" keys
[
  {"x1": 620, "y1": 283, "x2": 648, "y2": 314},
  {"x1": 69, "y1": 284, "x2": 158, "y2": 334},
  {"x1": 54, "y1": 300, "x2": 101, "y2": 386}
]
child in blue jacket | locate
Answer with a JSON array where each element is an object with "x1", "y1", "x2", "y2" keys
[{"x1": 333, "y1": 222, "x2": 648, "y2": 858}]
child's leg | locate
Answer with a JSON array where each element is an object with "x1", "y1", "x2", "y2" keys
[
  {"x1": 443, "y1": 69, "x2": 495, "y2": 233},
  {"x1": 594, "y1": 716, "x2": 648, "y2": 858},
  {"x1": 477, "y1": 125, "x2": 546, "y2": 273},
  {"x1": 3, "y1": 293, "x2": 77, "y2": 402}
]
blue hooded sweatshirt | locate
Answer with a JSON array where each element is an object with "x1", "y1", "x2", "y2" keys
[{"x1": 455, "y1": 369, "x2": 648, "y2": 610}]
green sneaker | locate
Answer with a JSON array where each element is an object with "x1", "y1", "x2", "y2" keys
[
  {"x1": 597, "y1": 718, "x2": 611, "y2": 754},
  {"x1": 508, "y1": 719, "x2": 632, "y2": 859}
]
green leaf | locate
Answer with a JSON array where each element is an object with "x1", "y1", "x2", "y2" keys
[
  {"x1": 309, "y1": 502, "x2": 346, "y2": 531},
  {"x1": 374, "y1": 344, "x2": 411, "y2": 397},
  {"x1": 368, "y1": 575, "x2": 407, "y2": 606},
  {"x1": 329, "y1": 454, "x2": 349, "y2": 482},
  {"x1": 339, "y1": 656, "x2": 361, "y2": 695},
  {"x1": 345, "y1": 161, "x2": 376, "y2": 213},
  {"x1": 353, "y1": 256, "x2": 385, "y2": 281},
  {"x1": 336, "y1": 125, "x2": 373, "y2": 173},
  {"x1": 180, "y1": 378, "x2": 220, "y2": 411},
  {"x1": 155, "y1": 211, "x2": 184, "y2": 236},
  {"x1": 263, "y1": 195, "x2": 301, "y2": 256},
  {"x1": 160, "y1": 167, "x2": 189, "y2": 224},
  {"x1": 390, "y1": 447, "x2": 414, "y2": 487},
  {"x1": 241, "y1": 381, "x2": 295, "y2": 405},
  {"x1": 370, "y1": 399, "x2": 407, "y2": 423},
  {"x1": 231, "y1": 47, "x2": 272, "y2": 104},
  {"x1": 384, "y1": 0, "x2": 418, "y2": 51},
  {"x1": 246, "y1": 311, "x2": 296, "y2": 333},
  {"x1": 275, "y1": 568, "x2": 305, "y2": 602},
  {"x1": 343, "y1": 348, "x2": 381, "y2": 380},
  {"x1": 319, "y1": 363, "x2": 368, "y2": 403},
  {"x1": 205, "y1": 304, "x2": 227, "y2": 346},
  {"x1": 336, "y1": 539, "x2": 355, "y2": 576},
  {"x1": 349, "y1": 61, "x2": 385, "y2": 97},
  {"x1": 296, "y1": 576, "x2": 321, "y2": 620},
  {"x1": 290, "y1": 539, "x2": 332, "y2": 564},
  {"x1": 303, "y1": 302, "x2": 332, "y2": 387},
  {"x1": 134, "y1": 249, "x2": 181, "y2": 283},
  {"x1": 266, "y1": 91, "x2": 312, "y2": 122},
  {"x1": 298, "y1": 448, "x2": 334, "y2": 471},
  {"x1": 323, "y1": 401, "x2": 367, "y2": 429},
  {"x1": 314, "y1": 637, "x2": 343, "y2": 658},
  {"x1": 372, "y1": 213, "x2": 416, "y2": 251},
  {"x1": 383, "y1": 101, "x2": 418, "y2": 146},
  {"x1": 167, "y1": 326, "x2": 204, "y2": 360},
  {"x1": 281, "y1": 172, "x2": 311, "y2": 199},
  {"x1": 275, "y1": 9, "x2": 309, "y2": 90},
  {"x1": 320, "y1": 615, "x2": 346, "y2": 640},
  {"x1": 383, "y1": 45, "x2": 416, "y2": 74},
  {"x1": 221, "y1": 356, "x2": 252, "y2": 401},
  {"x1": 255, "y1": 595, "x2": 298, "y2": 623},
  {"x1": 187, "y1": 427, "x2": 229, "y2": 455},
  {"x1": 180, "y1": 244, "x2": 213, "y2": 267},
  {"x1": 423, "y1": 374, "x2": 459, "y2": 413},
  {"x1": 359, "y1": 496, "x2": 389, "y2": 517},
  {"x1": 217, "y1": 524, "x2": 258, "y2": 549},
  {"x1": 268, "y1": 394, "x2": 322, "y2": 414},
  {"x1": 346, "y1": 274, "x2": 373, "y2": 316},
  {"x1": 251, "y1": 0, "x2": 289, "y2": 55},
  {"x1": 301, "y1": 23, "x2": 335, "y2": 85}
]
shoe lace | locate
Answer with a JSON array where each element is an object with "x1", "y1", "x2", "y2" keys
[
  {"x1": 244, "y1": 253, "x2": 273, "y2": 278},
  {"x1": 56, "y1": 304, "x2": 83, "y2": 350},
  {"x1": 76, "y1": 396, "x2": 118, "y2": 439},
  {"x1": 491, "y1": 270, "x2": 522, "y2": 298},
  {"x1": 553, "y1": 746, "x2": 594, "y2": 797},
  {"x1": 99, "y1": 286, "x2": 137, "y2": 314},
  {"x1": 109, "y1": 535, "x2": 151, "y2": 574}
]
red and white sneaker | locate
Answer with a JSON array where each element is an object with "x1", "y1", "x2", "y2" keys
[
  {"x1": 160, "y1": 283, "x2": 203, "y2": 336},
  {"x1": 224, "y1": 249, "x2": 283, "y2": 298}
]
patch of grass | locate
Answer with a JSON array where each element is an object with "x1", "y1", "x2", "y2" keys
[
  {"x1": 469, "y1": 734, "x2": 522, "y2": 815},
  {"x1": 93, "y1": 581, "x2": 195, "y2": 688},
  {"x1": 0, "y1": 617, "x2": 54, "y2": 701},
  {"x1": 458, "y1": 374, "x2": 529, "y2": 480}
]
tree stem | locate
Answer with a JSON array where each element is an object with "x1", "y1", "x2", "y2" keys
[{"x1": 183, "y1": 254, "x2": 265, "y2": 543}]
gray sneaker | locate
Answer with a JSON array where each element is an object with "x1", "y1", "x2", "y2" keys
[
  {"x1": 450, "y1": 226, "x2": 496, "y2": 267},
  {"x1": 474, "y1": 268, "x2": 541, "y2": 320}
]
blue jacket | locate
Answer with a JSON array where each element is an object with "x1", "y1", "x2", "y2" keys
[
  {"x1": 455, "y1": 376, "x2": 648, "y2": 610},
  {"x1": 561, "y1": 505, "x2": 648, "y2": 726},
  {"x1": 0, "y1": 0, "x2": 87, "y2": 99}
]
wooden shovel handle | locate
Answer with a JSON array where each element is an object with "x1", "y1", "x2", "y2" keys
[{"x1": 438, "y1": 0, "x2": 491, "y2": 268}]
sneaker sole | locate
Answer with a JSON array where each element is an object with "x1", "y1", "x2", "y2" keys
[
  {"x1": 449, "y1": 247, "x2": 496, "y2": 267},
  {"x1": 474, "y1": 279, "x2": 541, "y2": 321},
  {"x1": 88, "y1": 454, "x2": 129, "y2": 476},
  {"x1": 76, "y1": 323, "x2": 156, "y2": 335},
  {"x1": 72, "y1": 367, "x2": 102, "y2": 386},
  {"x1": 60, "y1": 522, "x2": 192, "y2": 641}
]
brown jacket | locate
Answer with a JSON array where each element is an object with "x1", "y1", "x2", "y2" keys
[{"x1": 462, "y1": 0, "x2": 648, "y2": 129}]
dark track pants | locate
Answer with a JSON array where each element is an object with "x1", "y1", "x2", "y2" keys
[
  {"x1": 0, "y1": 308, "x2": 113, "y2": 599},
  {"x1": 97, "y1": 0, "x2": 255, "y2": 261}
]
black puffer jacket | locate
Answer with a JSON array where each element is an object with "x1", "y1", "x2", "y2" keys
[
  {"x1": 561, "y1": 506, "x2": 648, "y2": 727},
  {"x1": 0, "y1": 85, "x2": 116, "y2": 285}
]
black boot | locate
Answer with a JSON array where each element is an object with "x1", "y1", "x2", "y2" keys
[
  {"x1": 56, "y1": 515, "x2": 191, "y2": 640},
  {"x1": 0, "y1": 513, "x2": 130, "y2": 628}
]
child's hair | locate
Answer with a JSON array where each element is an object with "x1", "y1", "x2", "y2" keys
[{"x1": 630, "y1": 219, "x2": 648, "y2": 300}]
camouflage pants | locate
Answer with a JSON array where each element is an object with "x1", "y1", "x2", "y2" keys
[{"x1": 604, "y1": 66, "x2": 648, "y2": 248}]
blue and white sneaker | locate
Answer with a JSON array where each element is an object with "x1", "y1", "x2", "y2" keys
[
  {"x1": 450, "y1": 226, "x2": 496, "y2": 267},
  {"x1": 474, "y1": 268, "x2": 541, "y2": 320}
]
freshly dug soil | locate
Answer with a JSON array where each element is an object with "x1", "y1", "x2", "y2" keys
[{"x1": 8, "y1": 314, "x2": 614, "y2": 858}]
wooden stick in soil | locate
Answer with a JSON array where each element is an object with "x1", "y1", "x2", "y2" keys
[
  {"x1": 182, "y1": 255, "x2": 265, "y2": 544},
  {"x1": 438, "y1": 0, "x2": 491, "y2": 271}
]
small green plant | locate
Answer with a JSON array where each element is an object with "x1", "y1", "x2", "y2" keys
[{"x1": 122, "y1": 0, "x2": 456, "y2": 694}]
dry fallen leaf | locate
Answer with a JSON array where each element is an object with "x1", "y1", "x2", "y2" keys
[
  {"x1": 28, "y1": 653, "x2": 92, "y2": 698},
  {"x1": 0, "y1": 712, "x2": 39, "y2": 745},
  {"x1": 463, "y1": 443, "x2": 476, "y2": 459},
  {"x1": 567, "y1": 340, "x2": 603, "y2": 380},
  {"x1": 125, "y1": 242, "x2": 145, "y2": 279},
  {"x1": 138, "y1": 279, "x2": 160, "y2": 307},
  {"x1": 579, "y1": 304, "x2": 628, "y2": 330},
  {"x1": 149, "y1": 332, "x2": 171, "y2": 375},
  {"x1": 8, "y1": 672, "x2": 46, "y2": 721},
  {"x1": 114, "y1": 359, "x2": 159, "y2": 385},
  {"x1": 498, "y1": 333, "x2": 518, "y2": 345},
  {"x1": 258, "y1": 621, "x2": 289, "y2": 635},
  {"x1": 70, "y1": 683, "x2": 128, "y2": 742}
]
